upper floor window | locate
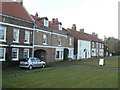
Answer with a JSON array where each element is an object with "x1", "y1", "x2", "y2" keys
[
  {"x1": 44, "y1": 19, "x2": 49, "y2": 27},
  {"x1": 69, "y1": 38, "x2": 72, "y2": 45},
  {"x1": 96, "y1": 43, "x2": 98, "y2": 48},
  {"x1": 59, "y1": 24, "x2": 62, "y2": 30},
  {"x1": 99, "y1": 43, "x2": 101, "y2": 48},
  {"x1": 0, "y1": 48, "x2": 6, "y2": 61},
  {"x1": 58, "y1": 36, "x2": 61, "y2": 46},
  {"x1": 92, "y1": 42, "x2": 94, "y2": 47},
  {"x1": 0, "y1": 26, "x2": 6, "y2": 41},
  {"x1": 12, "y1": 48, "x2": 19, "y2": 61},
  {"x1": 43, "y1": 34, "x2": 47, "y2": 45},
  {"x1": 23, "y1": 49, "x2": 29, "y2": 58},
  {"x1": 13, "y1": 28, "x2": 19, "y2": 42},
  {"x1": 102, "y1": 44, "x2": 104, "y2": 49},
  {"x1": 25, "y1": 31, "x2": 30, "y2": 43}
]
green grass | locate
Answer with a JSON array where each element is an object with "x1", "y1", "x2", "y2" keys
[
  {"x1": 3, "y1": 67, "x2": 118, "y2": 88},
  {"x1": 73, "y1": 56, "x2": 119, "y2": 68},
  {"x1": 2, "y1": 56, "x2": 119, "y2": 88}
]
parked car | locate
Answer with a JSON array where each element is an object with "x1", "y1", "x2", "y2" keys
[{"x1": 19, "y1": 57, "x2": 46, "y2": 70}]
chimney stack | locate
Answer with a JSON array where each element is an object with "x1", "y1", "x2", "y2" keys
[
  {"x1": 72, "y1": 24, "x2": 76, "y2": 30},
  {"x1": 92, "y1": 32, "x2": 95, "y2": 35},
  {"x1": 52, "y1": 18, "x2": 58, "y2": 23},
  {"x1": 16, "y1": 0, "x2": 23, "y2": 6},
  {"x1": 79, "y1": 28, "x2": 84, "y2": 33}
]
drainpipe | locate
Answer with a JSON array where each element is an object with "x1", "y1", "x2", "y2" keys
[{"x1": 32, "y1": 23, "x2": 35, "y2": 58}]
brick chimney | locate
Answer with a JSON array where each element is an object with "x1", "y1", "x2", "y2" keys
[
  {"x1": 92, "y1": 32, "x2": 95, "y2": 35},
  {"x1": 16, "y1": 0, "x2": 23, "y2": 6},
  {"x1": 92, "y1": 32, "x2": 98, "y2": 37},
  {"x1": 79, "y1": 28, "x2": 84, "y2": 33},
  {"x1": 52, "y1": 18, "x2": 58, "y2": 23},
  {"x1": 72, "y1": 24, "x2": 76, "y2": 30}
]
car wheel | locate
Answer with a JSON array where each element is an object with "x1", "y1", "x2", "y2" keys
[
  {"x1": 42, "y1": 64, "x2": 45, "y2": 68},
  {"x1": 29, "y1": 65, "x2": 33, "y2": 70}
]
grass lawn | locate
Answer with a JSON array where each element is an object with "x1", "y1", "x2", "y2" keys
[
  {"x1": 73, "y1": 56, "x2": 119, "y2": 68},
  {"x1": 2, "y1": 56, "x2": 119, "y2": 88},
  {"x1": 3, "y1": 67, "x2": 118, "y2": 88}
]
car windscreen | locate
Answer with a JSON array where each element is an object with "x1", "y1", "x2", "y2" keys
[{"x1": 20, "y1": 58, "x2": 29, "y2": 62}]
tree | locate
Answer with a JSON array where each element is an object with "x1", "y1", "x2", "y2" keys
[{"x1": 104, "y1": 37, "x2": 120, "y2": 56}]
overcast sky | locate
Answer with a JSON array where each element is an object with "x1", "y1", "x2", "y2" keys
[{"x1": 22, "y1": 0, "x2": 119, "y2": 39}]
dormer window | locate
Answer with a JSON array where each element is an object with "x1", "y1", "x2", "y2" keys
[
  {"x1": 44, "y1": 18, "x2": 49, "y2": 27},
  {"x1": 59, "y1": 24, "x2": 62, "y2": 30}
]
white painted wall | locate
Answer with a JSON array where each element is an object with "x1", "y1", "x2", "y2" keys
[
  {"x1": 77, "y1": 40, "x2": 91, "y2": 59},
  {"x1": 68, "y1": 48, "x2": 74, "y2": 59}
]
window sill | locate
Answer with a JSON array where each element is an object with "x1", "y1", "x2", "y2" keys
[
  {"x1": 43, "y1": 43, "x2": 48, "y2": 45},
  {"x1": 58, "y1": 45, "x2": 62, "y2": 46},
  {"x1": 0, "y1": 59, "x2": 5, "y2": 61},
  {"x1": 24, "y1": 42, "x2": 30, "y2": 44},
  {"x1": 0, "y1": 40, "x2": 6, "y2": 42},
  {"x1": 12, "y1": 59, "x2": 19, "y2": 61},
  {"x1": 13, "y1": 41, "x2": 19, "y2": 43}
]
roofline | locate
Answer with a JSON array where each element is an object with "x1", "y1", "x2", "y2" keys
[{"x1": 0, "y1": 13, "x2": 34, "y2": 23}]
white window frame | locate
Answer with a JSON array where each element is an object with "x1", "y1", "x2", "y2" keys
[
  {"x1": 58, "y1": 36, "x2": 61, "y2": 46},
  {"x1": 43, "y1": 34, "x2": 47, "y2": 45},
  {"x1": 24, "y1": 31, "x2": 30, "y2": 43},
  {"x1": 0, "y1": 26, "x2": 6, "y2": 42},
  {"x1": 96, "y1": 42, "x2": 98, "y2": 48},
  {"x1": 59, "y1": 24, "x2": 62, "y2": 30},
  {"x1": 0, "y1": 48, "x2": 6, "y2": 61},
  {"x1": 44, "y1": 19, "x2": 49, "y2": 27},
  {"x1": 13, "y1": 28, "x2": 19, "y2": 43},
  {"x1": 92, "y1": 42, "x2": 94, "y2": 47},
  {"x1": 69, "y1": 38, "x2": 72, "y2": 45},
  {"x1": 55, "y1": 49, "x2": 63, "y2": 60},
  {"x1": 23, "y1": 49, "x2": 29, "y2": 58},
  {"x1": 12, "y1": 48, "x2": 19, "y2": 61}
]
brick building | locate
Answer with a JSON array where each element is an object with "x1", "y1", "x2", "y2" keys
[
  {"x1": 0, "y1": 1, "x2": 34, "y2": 65},
  {"x1": 31, "y1": 13, "x2": 74, "y2": 62}
]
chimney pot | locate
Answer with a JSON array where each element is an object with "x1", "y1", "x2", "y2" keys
[
  {"x1": 79, "y1": 28, "x2": 84, "y2": 33},
  {"x1": 16, "y1": 0, "x2": 23, "y2": 6},
  {"x1": 72, "y1": 24, "x2": 76, "y2": 30},
  {"x1": 92, "y1": 32, "x2": 95, "y2": 35}
]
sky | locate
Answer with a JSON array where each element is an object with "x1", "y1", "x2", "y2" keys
[{"x1": 20, "y1": 0, "x2": 119, "y2": 39}]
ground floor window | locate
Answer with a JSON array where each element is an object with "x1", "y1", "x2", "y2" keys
[
  {"x1": 24, "y1": 49, "x2": 29, "y2": 58},
  {"x1": 0, "y1": 48, "x2": 6, "y2": 61},
  {"x1": 56, "y1": 49, "x2": 63, "y2": 60},
  {"x1": 12, "y1": 48, "x2": 19, "y2": 61}
]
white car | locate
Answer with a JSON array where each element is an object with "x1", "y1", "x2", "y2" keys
[{"x1": 19, "y1": 57, "x2": 46, "y2": 70}]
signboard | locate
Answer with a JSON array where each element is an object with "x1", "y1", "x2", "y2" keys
[{"x1": 99, "y1": 59, "x2": 105, "y2": 65}]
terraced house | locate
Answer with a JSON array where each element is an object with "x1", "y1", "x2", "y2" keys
[
  {"x1": 0, "y1": 0, "x2": 105, "y2": 68},
  {"x1": 0, "y1": 0, "x2": 74, "y2": 66},
  {"x1": 31, "y1": 13, "x2": 74, "y2": 62},
  {"x1": 0, "y1": 0, "x2": 34, "y2": 64},
  {"x1": 65, "y1": 24, "x2": 104, "y2": 60}
]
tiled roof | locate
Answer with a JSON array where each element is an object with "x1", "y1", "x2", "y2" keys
[
  {"x1": 65, "y1": 29, "x2": 103, "y2": 42},
  {"x1": 0, "y1": 1, "x2": 33, "y2": 22},
  {"x1": 85, "y1": 33, "x2": 103, "y2": 42}
]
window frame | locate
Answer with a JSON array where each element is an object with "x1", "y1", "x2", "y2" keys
[
  {"x1": 12, "y1": 48, "x2": 19, "y2": 61},
  {"x1": 44, "y1": 19, "x2": 49, "y2": 27},
  {"x1": 59, "y1": 24, "x2": 62, "y2": 30},
  {"x1": 58, "y1": 36, "x2": 61, "y2": 46},
  {"x1": 23, "y1": 49, "x2": 29, "y2": 58},
  {"x1": 69, "y1": 38, "x2": 72, "y2": 45},
  {"x1": 24, "y1": 31, "x2": 30, "y2": 43},
  {"x1": 0, "y1": 48, "x2": 6, "y2": 61},
  {"x1": 43, "y1": 34, "x2": 47, "y2": 45},
  {"x1": 13, "y1": 28, "x2": 19, "y2": 43},
  {"x1": 0, "y1": 26, "x2": 6, "y2": 42},
  {"x1": 55, "y1": 49, "x2": 63, "y2": 60}
]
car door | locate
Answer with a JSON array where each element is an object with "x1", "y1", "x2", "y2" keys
[
  {"x1": 31, "y1": 58, "x2": 37, "y2": 67},
  {"x1": 36, "y1": 58, "x2": 42, "y2": 67}
]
